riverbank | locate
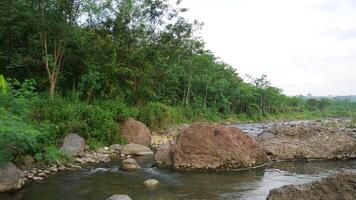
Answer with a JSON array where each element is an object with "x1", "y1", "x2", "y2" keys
[{"x1": 1, "y1": 117, "x2": 356, "y2": 199}]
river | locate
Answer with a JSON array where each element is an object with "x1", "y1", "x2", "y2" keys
[{"x1": 1, "y1": 120, "x2": 356, "y2": 200}]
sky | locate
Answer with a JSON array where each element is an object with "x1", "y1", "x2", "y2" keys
[{"x1": 178, "y1": 0, "x2": 356, "y2": 96}]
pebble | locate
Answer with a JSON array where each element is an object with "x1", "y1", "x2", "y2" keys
[{"x1": 33, "y1": 177, "x2": 44, "y2": 181}]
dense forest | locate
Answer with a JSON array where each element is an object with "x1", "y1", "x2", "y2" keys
[{"x1": 1, "y1": 0, "x2": 355, "y2": 164}]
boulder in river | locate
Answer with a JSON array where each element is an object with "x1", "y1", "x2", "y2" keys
[
  {"x1": 106, "y1": 194, "x2": 132, "y2": 200},
  {"x1": 121, "y1": 144, "x2": 153, "y2": 156},
  {"x1": 171, "y1": 123, "x2": 267, "y2": 171},
  {"x1": 61, "y1": 133, "x2": 85, "y2": 156},
  {"x1": 154, "y1": 145, "x2": 173, "y2": 168},
  {"x1": 121, "y1": 158, "x2": 141, "y2": 171},
  {"x1": 258, "y1": 125, "x2": 356, "y2": 160},
  {"x1": 0, "y1": 162, "x2": 25, "y2": 193},
  {"x1": 121, "y1": 118, "x2": 151, "y2": 147},
  {"x1": 267, "y1": 172, "x2": 356, "y2": 200}
]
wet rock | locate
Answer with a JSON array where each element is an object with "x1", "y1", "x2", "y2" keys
[
  {"x1": 258, "y1": 125, "x2": 356, "y2": 160},
  {"x1": 267, "y1": 172, "x2": 356, "y2": 200},
  {"x1": 171, "y1": 123, "x2": 267, "y2": 171},
  {"x1": 110, "y1": 144, "x2": 122, "y2": 152},
  {"x1": 32, "y1": 177, "x2": 43, "y2": 181},
  {"x1": 121, "y1": 118, "x2": 151, "y2": 147},
  {"x1": 0, "y1": 162, "x2": 24, "y2": 193},
  {"x1": 61, "y1": 133, "x2": 85, "y2": 156},
  {"x1": 154, "y1": 145, "x2": 173, "y2": 168},
  {"x1": 121, "y1": 158, "x2": 141, "y2": 171},
  {"x1": 48, "y1": 166, "x2": 58, "y2": 173},
  {"x1": 143, "y1": 179, "x2": 159, "y2": 187},
  {"x1": 121, "y1": 144, "x2": 153, "y2": 156},
  {"x1": 37, "y1": 172, "x2": 46, "y2": 177},
  {"x1": 106, "y1": 194, "x2": 132, "y2": 200}
]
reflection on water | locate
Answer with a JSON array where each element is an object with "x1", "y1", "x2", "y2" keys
[{"x1": 1, "y1": 156, "x2": 356, "y2": 200}]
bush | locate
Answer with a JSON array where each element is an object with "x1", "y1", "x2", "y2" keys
[
  {"x1": 0, "y1": 108, "x2": 42, "y2": 163},
  {"x1": 138, "y1": 102, "x2": 175, "y2": 131},
  {"x1": 30, "y1": 96, "x2": 138, "y2": 147}
]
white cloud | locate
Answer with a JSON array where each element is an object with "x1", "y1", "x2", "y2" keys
[{"x1": 179, "y1": 0, "x2": 356, "y2": 96}]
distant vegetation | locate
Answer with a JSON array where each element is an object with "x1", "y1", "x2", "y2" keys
[{"x1": 1, "y1": 0, "x2": 356, "y2": 164}]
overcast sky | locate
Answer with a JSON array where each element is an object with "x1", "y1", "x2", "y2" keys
[{"x1": 179, "y1": 0, "x2": 356, "y2": 96}]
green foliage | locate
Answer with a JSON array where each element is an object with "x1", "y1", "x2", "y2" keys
[
  {"x1": 0, "y1": 75, "x2": 7, "y2": 93},
  {"x1": 138, "y1": 102, "x2": 175, "y2": 130},
  {"x1": 30, "y1": 96, "x2": 137, "y2": 147},
  {"x1": 34, "y1": 145, "x2": 71, "y2": 165}
]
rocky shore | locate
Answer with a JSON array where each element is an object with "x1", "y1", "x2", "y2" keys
[
  {"x1": 267, "y1": 171, "x2": 356, "y2": 200},
  {"x1": 1, "y1": 117, "x2": 356, "y2": 199}
]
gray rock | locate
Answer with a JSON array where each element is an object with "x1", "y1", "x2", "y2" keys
[
  {"x1": 154, "y1": 145, "x2": 173, "y2": 168},
  {"x1": 0, "y1": 162, "x2": 24, "y2": 193},
  {"x1": 143, "y1": 179, "x2": 159, "y2": 187},
  {"x1": 61, "y1": 133, "x2": 85, "y2": 156},
  {"x1": 106, "y1": 194, "x2": 132, "y2": 200},
  {"x1": 121, "y1": 158, "x2": 141, "y2": 171},
  {"x1": 109, "y1": 144, "x2": 122, "y2": 151},
  {"x1": 121, "y1": 144, "x2": 153, "y2": 156}
]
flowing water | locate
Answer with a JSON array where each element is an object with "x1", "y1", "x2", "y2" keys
[
  {"x1": 2, "y1": 120, "x2": 356, "y2": 200},
  {"x1": 1, "y1": 157, "x2": 356, "y2": 200}
]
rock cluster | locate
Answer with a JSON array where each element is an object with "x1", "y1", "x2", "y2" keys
[
  {"x1": 258, "y1": 125, "x2": 356, "y2": 161},
  {"x1": 267, "y1": 172, "x2": 356, "y2": 200}
]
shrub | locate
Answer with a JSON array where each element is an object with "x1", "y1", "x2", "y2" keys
[
  {"x1": 30, "y1": 97, "x2": 137, "y2": 147},
  {"x1": 138, "y1": 102, "x2": 175, "y2": 131}
]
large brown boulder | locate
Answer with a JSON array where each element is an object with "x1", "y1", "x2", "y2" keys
[
  {"x1": 0, "y1": 162, "x2": 24, "y2": 193},
  {"x1": 267, "y1": 172, "x2": 356, "y2": 200},
  {"x1": 258, "y1": 125, "x2": 356, "y2": 160},
  {"x1": 121, "y1": 118, "x2": 151, "y2": 147},
  {"x1": 170, "y1": 123, "x2": 267, "y2": 171}
]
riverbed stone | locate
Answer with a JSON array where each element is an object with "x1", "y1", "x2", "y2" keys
[
  {"x1": 61, "y1": 133, "x2": 85, "y2": 156},
  {"x1": 154, "y1": 145, "x2": 173, "y2": 167},
  {"x1": 121, "y1": 118, "x2": 151, "y2": 147},
  {"x1": 110, "y1": 144, "x2": 122, "y2": 151},
  {"x1": 120, "y1": 144, "x2": 153, "y2": 156},
  {"x1": 267, "y1": 172, "x2": 356, "y2": 200},
  {"x1": 171, "y1": 123, "x2": 267, "y2": 170},
  {"x1": 0, "y1": 162, "x2": 24, "y2": 193},
  {"x1": 258, "y1": 125, "x2": 356, "y2": 160},
  {"x1": 143, "y1": 179, "x2": 159, "y2": 187},
  {"x1": 121, "y1": 158, "x2": 141, "y2": 171},
  {"x1": 106, "y1": 194, "x2": 132, "y2": 200}
]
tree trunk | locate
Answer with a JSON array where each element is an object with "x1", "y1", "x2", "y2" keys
[{"x1": 49, "y1": 80, "x2": 56, "y2": 100}]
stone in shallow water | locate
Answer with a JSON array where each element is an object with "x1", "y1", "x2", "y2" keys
[
  {"x1": 143, "y1": 179, "x2": 159, "y2": 187},
  {"x1": 121, "y1": 158, "x2": 141, "y2": 171},
  {"x1": 106, "y1": 194, "x2": 132, "y2": 200},
  {"x1": 171, "y1": 123, "x2": 267, "y2": 170}
]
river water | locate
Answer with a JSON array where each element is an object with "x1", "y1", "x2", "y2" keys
[{"x1": 1, "y1": 120, "x2": 356, "y2": 200}]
